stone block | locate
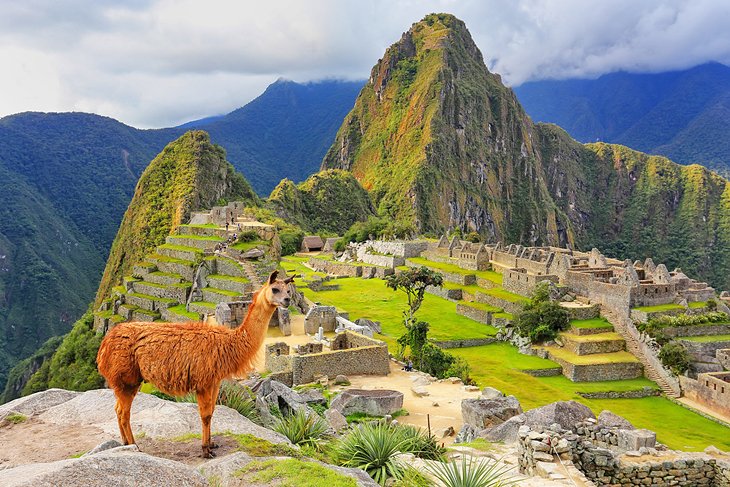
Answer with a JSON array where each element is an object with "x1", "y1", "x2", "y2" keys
[
  {"x1": 617, "y1": 429, "x2": 656, "y2": 451},
  {"x1": 461, "y1": 395, "x2": 522, "y2": 429}
]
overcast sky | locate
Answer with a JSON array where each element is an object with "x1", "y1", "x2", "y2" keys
[{"x1": 2, "y1": 0, "x2": 729, "y2": 128}]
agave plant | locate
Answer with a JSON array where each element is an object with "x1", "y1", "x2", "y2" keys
[
  {"x1": 274, "y1": 408, "x2": 329, "y2": 447},
  {"x1": 425, "y1": 454, "x2": 518, "y2": 487},
  {"x1": 334, "y1": 422, "x2": 413, "y2": 485},
  {"x1": 170, "y1": 381, "x2": 261, "y2": 424},
  {"x1": 397, "y1": 424, "x2": 446, "y2": 461}
]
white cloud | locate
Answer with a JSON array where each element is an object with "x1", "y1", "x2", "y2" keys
[{"x1": 1, "y1": 0, "x2": 729, "y2": 127}]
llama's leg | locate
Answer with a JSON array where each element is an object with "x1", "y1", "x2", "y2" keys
[
  {"x1": 197, "y1": 384, "x2": 220, "y2": 458},
  {"x1": 114, "y1": 385, "x2": 139, "y2": 445}
]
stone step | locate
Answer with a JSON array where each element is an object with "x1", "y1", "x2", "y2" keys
[
  {"x1": 132, "y1": 281, "x2": 190, "y2": 303},
  {"x1": 537, "y1": 346, "x2": 643, "y2": 382},
  {"x1": 569, "y1": 321, "x2": 615, "y2": 336},
  {"x1": 188, "y1": 301, "x2": 217, "y2": 315},
  {"x1": 117, "y1": 303, "x2": 138, "y2": 320},
  {"x1": 125, "y1": 292, "x2": 178, "y2": 311},
  {"x1": 201, "y1": 287, "x2": 244, "y2": 303},
  {"x1": 132, "y1": 308, "x2": 161, "y2": 322},
  {"x1": 473, "y1": 290, "x2": 525, "y2": 315},
  {"x1": 146, "y1": 271, "x2": 186, "y2": 286},
  {"x1": 240, "y1": 261, "x2": 263, "y2": 288},
  {"x1": 212, "y1": 256, "x2": 248, "y2": 279},
  {"x1": 148, "y1": 254, "x2": 196, "y2": 281},
  {"x1": 176, "y1": 224, "x2": 226, "y2": 238},
  {"x1": 157, "y1": 244, "x2": 202, "y2": 262},
  {"x1": 161, "y1": 304, "x2": 202, "y2": 323},
  {"x1": 559, "y1": 332, "x2": 626, "y2": 355},
  {"x1": 205, "y1": 274, "x2": 252, "y2": 294},
  {"x1": 132, "y1": 262, "x2": 157, "y2": 279},
  {"x1": 166, "y1": 234, "x2": 224, "y2": 251}
]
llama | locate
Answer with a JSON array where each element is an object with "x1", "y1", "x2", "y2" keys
[{"x1": 97, "y1": 270, "x2": 293, "y2": 457}]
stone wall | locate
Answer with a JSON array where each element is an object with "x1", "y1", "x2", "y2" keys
[
  {"x1": 549, "y1": 354, "x2": 643, "y2": 382},
  {"x1": 432, "y1": 338, "x2": 497, "y2": 349},
  {"x1": 662, "y1": 324, "x2": 730, "y2": 338},
  {"x1": 365, "y1": 240, "x2": 428, "y2": 258},
  {"x1": 564, "y1": 270, "x2": 633, "y2": 316},
  {"x1": 304, "y1": 305, "x2": 338, "y2": 334},
  {"x1": 719, "y1": 349, "x2": 730, "y2": 370},
  {"x1": 425, "y1": 285, "x2": 462, "y2": 300},
  {"x1": 563, "y1": 336, "x2": 625, "y2": 355},
  {"x1": 630, "y1": 307, "x2": 687, "y2": 323},
  {"x1": 630, "y1": 283, "x2": 677, "y2": 307},
  {"x1": 680, "y1": 339, "x2": 730, "y2": 364},
  {"x1": 291, "y1": 341, "x2": 389, "y2": 385},
  {"x1": 405, "y1": 259, "x2": 476, "y2": 285},
  {"x1": 518, "y1": 424, "x2": 730, "y2": 486},
  {"x1": 473, "y1": 292, "x2": 524, "y2": 315},
  {"x1": 359, "y1": 253, "x2": 404, "y2": 268},
  {"x1": 502, "y1": 268, "x2": 558, "y2": 297},
  {"x1": 456, "y1": 303, "x2": 492, "y2": 325},
  {"x1": 562, "y1": 303, "x2": 600, "y2": 320},
  {"x1": 680, "y1": 372, "x2": 730, "y2": 418},
  {"x1": 308, "y1": 257, "x2": 361, "y2": 277}
]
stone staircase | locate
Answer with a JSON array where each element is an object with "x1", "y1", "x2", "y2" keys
[
  {"x1": 535, "y1": 320, "x2": 644, "y2": 382},
  {"x1": 602, "y1": 309, "x2": 680, "y2": 397},
  {"x1": 94, "y1": 223, "x2": 262, "y2": 331}
]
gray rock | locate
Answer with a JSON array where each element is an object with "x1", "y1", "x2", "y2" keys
[
  {"x1": 454, "y1": 423, "x2": 481, "y2": 444},
  {"x1": 241, "y1": 248, "x2": 265, "y2": 259},
  {"x1": 252, "y1": 378, "x2": 312, "y2": 418},
  {"x1": 461, "y1": 396, "x2": 522, "y2": 429},
  {"x1": 480, "y1": 387, "x2": 505, "y2": 400},
  {"x1": 618, "y1": 429, "x2": 656, "y2": 451},
  {"x1": 597, "y1": 410, "x2": 634, "y2": 430},
  {"x1": 485, "y1": 400, "x2": 595, "y2": 444},
  {"x1": 334, "y1": 375, "x2": 350, "y2": 385},
  {"x1": 330, "y1": 389, "x2": 404, "y2": 416},
  {"x1": 298, "y1": 388, "x2": 327, "y2": 406},
  {"x1": 36, "y1": 389, "x2": 289, "y2": 445},
  {"x1": 0, "y1": 449, "x2": 207, "y2": 487},
  {"x1": 355, "y1": 318, "x2": 381, "y2": 334},
  {"x1": 201, "y1": 452, "x2": 378, "y2": 486},
  {"x1": 325, "y1": 408, "x2": 349, "y2": 433},
  {"x1": 83, "y1": 439, "x2": 123, "y2": 457},
  {"x1": 0, "y1": 389, "x2": 80, "y2": 420},
  {"x1": 411, "y1": 385, "x2": 429, "y2": 397}
]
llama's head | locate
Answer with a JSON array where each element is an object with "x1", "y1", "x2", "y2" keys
[{"x1": 262, "y1": 270, "x2": 294, "y2": 308}]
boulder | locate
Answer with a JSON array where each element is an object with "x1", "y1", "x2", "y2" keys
[
  {"x1": 454, "y1": 423, "x2": 481, "y2": 444},
  {"x1": 0, "y1": 448, "x2": 207, "y2": 487},
  {"x1": 485, "y1": 400, "x2": 595, "y2": 444},
  {"x1": 480, "y1": 387, "x2": 505, "y2": 400},
  {"x1": 297, "y1": 388, "x2": 327, "y2": 406},
  {"x1": 325, "y1": 408, "x2": 349, "y2": 433},
  {"x1": 252, "y1": 378, "x2": 313, "y2": 419},
  {"x1": 461, "y1": 396, "x2": 522, "y2": 429},
  {"x1": 36, "y1": 389, "x2": 289, "y2": 445},
  {"x1": 597, "y1": 410, "x2": 634, "y2": 430},
  {"x1": 330, "y1": 389, "x2": 404, "y2": 416},
  {"x1": 334, "y1": 375, "x2": 350, "y2": 385},
  {"x1": 411, "y1": 386, "x2": 429, "y2": 397},
  {"x1": 241, "y1": 248, "x2": 265, "y2": 260},
  {"x1": 355, "y1": 318, "x2": 382, "y2": 334},
  {"x1": 0, "y1": 389, "x2": 80, "y2": 420},
  {"x1": 617, "y1": 429, "x2": 656, "y2": 451}
]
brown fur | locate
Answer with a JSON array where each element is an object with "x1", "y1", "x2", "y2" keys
[{"x1": 97, "y1": 271, "x2": 293, "y2": 457}]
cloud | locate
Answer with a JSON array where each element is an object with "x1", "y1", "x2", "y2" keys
[{"x1": 1, "y1": 0, "x2": 729, "y2": 127}]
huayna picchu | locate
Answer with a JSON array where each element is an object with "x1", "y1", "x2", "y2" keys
[{"x1": 322, "y1": 13, "x2": 730, "y2": 291}]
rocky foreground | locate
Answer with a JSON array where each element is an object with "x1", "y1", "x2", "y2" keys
[{"x1": 0, "y1": 388, "x2": 376, "y2": 486}]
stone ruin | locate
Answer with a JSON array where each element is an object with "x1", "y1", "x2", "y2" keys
[{"x1": 264, "y1": 330, "x2": 390, "y2": 386}]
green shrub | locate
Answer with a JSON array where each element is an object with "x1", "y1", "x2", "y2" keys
[
  {"x1": 397, "y1": 424, "x2": 445, "y2": 461},
  {"x1": 425, "y1": 454, "x2": 518, "y2": 487},
  {"x1": 637, "y1": 311, "x2": 729, "y2": 339},
  {"x1": 274, "y1": 409, "x2": 329, "y2": 447},
  {"x1": 514, "y1": 283, "x2": 569, "y2": 343},
  {"x1": 465, "y1": 231, "x2": 481, "y2": 243},
  {"x1": 237, "y1": 230, "x2": 259, "y2": 242},
  {"x1": 659, "y1": 342, "x2": 691, "y2": 375}
]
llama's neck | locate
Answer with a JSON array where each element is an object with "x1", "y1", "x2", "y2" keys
[{"x1": 233, "y1": 291, "x2": 277, "y2": 360}]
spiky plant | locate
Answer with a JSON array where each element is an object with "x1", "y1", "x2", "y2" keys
[
  {"x1": 333, "y1": 422, "x2": 413, "y2": 485},
  {"x1": 425, "y1": 454, "x2": 517, "y2": 487},
  {"x1": 397, "y1": 424, "x2": 445, "y2": 460},
  {"x1": 274, "y1": 408, "x2": 329, "y2": 447},
  {"x1": 216, "y1": 382, "x2": 260, "y2": 424}
]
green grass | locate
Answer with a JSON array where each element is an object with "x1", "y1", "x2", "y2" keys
[
  {"x1": 407, "y1": 256, "x2": 504, "y2": 284},
  {"x1": 127, "y1": 292, "x2": 177, "y2": 305},
  {"x1": 180, "y1": 223, "x2": 218, "y2": 229},
  {"x1": 149, "y1": 253, "x2": 195, "y2": 266},
  {"x1": 570, "y1": 318, "x2": 614, "y2": 330},
  {"x1": 633, "y1": 303, "x2": 684, "y2": 312},
  {"x1": 231, "y1": 239, "x2": 268, "y2": 251},
  {"x1": 688, "y1": 301, "x2": 709, "y2": 309},
  {"x1": 478, "y1": 287, "x2": 528, "y2": 303},
  {"x1": 236, "y1": 458, "x2": 357, "y2": 487},
  {"x1": 167, "y1": 304, "x2": 200, "y2": 320},
  {"x1": 541, "y1": 347, "x2": 639, "y2": 365},
  {"x1": 158, "y1": 243, "x2": 204, "y2": 253},
  {"x1": 204, "y1": 287, "x2": 242, "y2": 297},
  {"x1": 191, "y1": 301, "x2": 217, "y2": 309},
  {"x1": 451, "y1": 343, "x2": 558, "y2": 371},
  {"x1": 4, "y1": 412, "x2": 27, "y2": 424},
  {"x1": 459, "y1": 301, "x2": 502, "y2": 312},
  {"x1": 679, "y1": 334, "x2": 730, "y2": 342},
  {"x1": 559, "y1": 332, "x2": 624, "y2": 342},
  {"x1": 283, "y1": 260, "x2": 495, "y2": 341},
  {"x1": 168, "y1": 234, "x2": 223, "y2": 242}
]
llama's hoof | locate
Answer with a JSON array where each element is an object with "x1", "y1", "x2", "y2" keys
[
  {"x1": 211, "y1": 441, "x2": 220, "y2": 449},
  {"x1": 202, "y1": 447, "x2": 216, "y2": 459}
]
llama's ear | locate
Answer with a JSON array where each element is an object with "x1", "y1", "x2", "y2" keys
[
  {"x1": 268, "y1": 270, "x2": 279, "y2": 284},
  {"x1": 284, "y1": 275, "x2": 296, "y2": 284}
]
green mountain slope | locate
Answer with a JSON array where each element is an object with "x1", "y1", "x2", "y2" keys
[
  {"x1": 514, "y1": 63, "x2": 730, "y2": 177},
  {"x1": 322, "y1": 13, "x2": 730, "y2": 290},
  {"x1": 95, "y1": 130, "x2": 258, "y2": 305},
  {"x1": 268, "y1": 169, "x2": 375, "y2": 233}
]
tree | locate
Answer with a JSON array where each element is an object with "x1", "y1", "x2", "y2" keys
[
  {"x1": 385, "y1": 266, "x2": 443, "y2": 321},
  {"x1": 514, "y1": 281, "x2": 569, "y2": 343}
]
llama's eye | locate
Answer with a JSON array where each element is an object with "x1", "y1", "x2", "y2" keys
[{"x1": 272, "y1": 288, "x2": 280, "y2": 294}]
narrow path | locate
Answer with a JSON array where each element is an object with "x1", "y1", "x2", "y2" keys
[{"x1": 602, "y1": 309, "x2": 680, "y2": 398}]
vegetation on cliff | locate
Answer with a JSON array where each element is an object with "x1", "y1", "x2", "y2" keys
[
  {"x1": 95, "y1": 130, "x2": 259, "y2": 304},
  {"x1": 322, "y1": 13, "x2": 730, "y2": 290},
  {"x1": 267, "y1": 169, "x2": 375, "y2": 234}
]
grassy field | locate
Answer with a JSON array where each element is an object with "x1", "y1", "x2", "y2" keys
[
  {"x1": 407, "y1": 256, "x2": 503, "y2": 284},
  {"x1": 633, "y1": 303, "x2": 684, "y2": 312},
  {"x1": 680, "y1": 334, "x2": 730, "y2": 342},
  {"x1": 281, "y1": 256, "x2": 730, "y2": 451}
]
